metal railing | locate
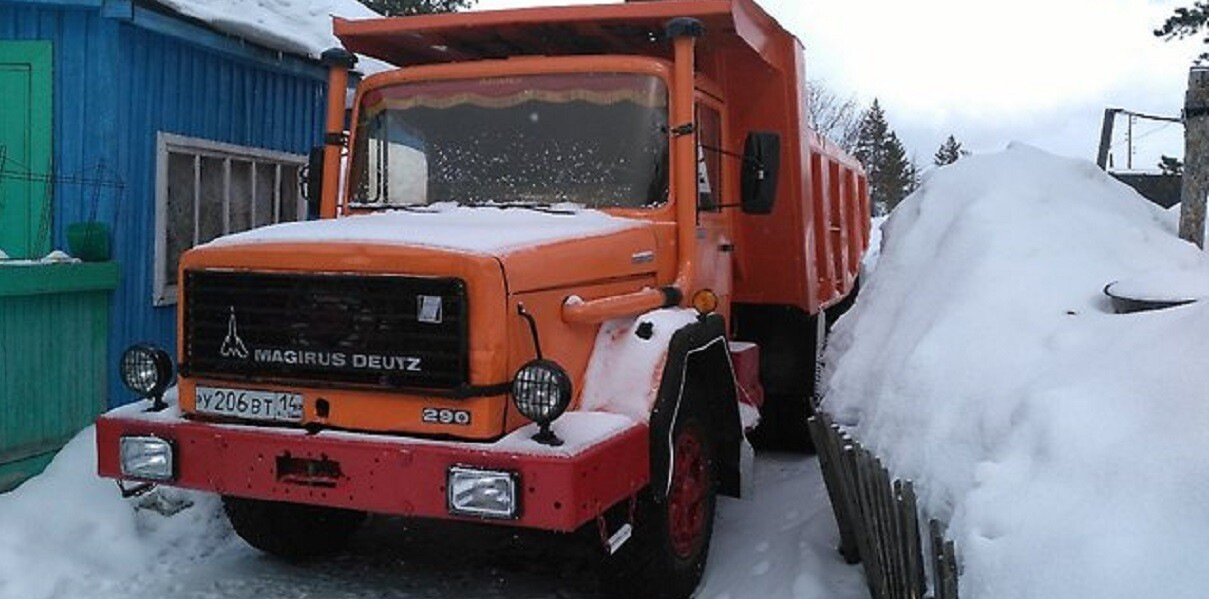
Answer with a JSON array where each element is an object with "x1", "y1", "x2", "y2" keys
[{"x1": 809, "y1": 412, "x2": 959, "y2": 599}]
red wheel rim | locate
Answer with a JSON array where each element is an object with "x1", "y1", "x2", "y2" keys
[{"x1": 668, "y1": 425, "x2": 708, "y2": 559}]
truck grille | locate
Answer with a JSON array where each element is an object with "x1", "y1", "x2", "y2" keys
[{"x1": 182, "y1": 270, "x2": 468, "y2": 390}]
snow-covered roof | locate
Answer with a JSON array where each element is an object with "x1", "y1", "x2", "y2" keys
[
  {"x1": 149, "y1": 0, "x2": 393, "y2": 73},
  {"x1": 203, "y1": 203, "x2": 646, "y2": 255}
]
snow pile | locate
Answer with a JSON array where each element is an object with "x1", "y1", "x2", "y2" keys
[
  {"x1": 861, "y1": 215, "x2": 887, "y2": 275},
  {"x1": 0, "y1": 429, "x2": 231, "y2": 599},
  {"x1": 579, "y1": 308, "x2": 699, "y2": 422},
  {"x1": 820, "y1": 144, "x2": 1209, "y2": 598},
  {"x1": 0, "y1": 248, "x2": 85, "y2": 266},
  {"x1": 206, "y1": 203, "x2": 645, "y2": 255},
  {"x1": 1106, "y1": 266, "x2": 1209, "y2": 302}
]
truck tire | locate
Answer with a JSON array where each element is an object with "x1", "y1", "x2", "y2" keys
[
  {"x1": 749, "y1": 311, "x2": 825, "y2": 453},
  {"x1": 607, "y1": 411, "x2": 717, "y2": 599},
  {"x1": 748, "y1": 392, "x2": 816, "y2": 453},
  {"x1": 222, "y1": 496, "x2": 366, "y2": 560}
]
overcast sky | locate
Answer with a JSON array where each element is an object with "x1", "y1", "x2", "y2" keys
[{"x1": 471, "y1": 0, "x2": 1204, "y2": 171}]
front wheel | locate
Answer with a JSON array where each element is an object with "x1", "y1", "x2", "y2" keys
[
  {"x1": 222, "y1": 496, "x2": 366, "y2": 560},
  {"x1": 607, "y1": 414, "x2": 717, "y2": 599}
]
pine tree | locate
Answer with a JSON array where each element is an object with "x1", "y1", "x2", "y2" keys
[
  {"x1": 363, "y1": 0, "x2": 475, "y2": 16},
  {"x1": 852, "y1": 99, "x2": 889, "y2": 172},
  {"x1": 853, "y1": 100, "x2": 917, "y2": 214},
  {"x1": 933, "y1": 135, "x2": 966, "y2": 166},
  {"x1": 882, "y1": 132, "x2": 916, "y2": 211},
  {"x1": 1159, "y1": 155, "x2": 1185, "y2": 175},
  {"x1": 1156, "y1": 2, "x2": 1209, "y2": 62}
]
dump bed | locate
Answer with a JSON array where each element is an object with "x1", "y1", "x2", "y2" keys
[{"x1": 335, "y1": 0, "x2": 869, "y2": 315}]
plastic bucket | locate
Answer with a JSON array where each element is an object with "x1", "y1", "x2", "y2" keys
[{"x1": 66, "y1": 222, "x2": 112, "y2": 262}]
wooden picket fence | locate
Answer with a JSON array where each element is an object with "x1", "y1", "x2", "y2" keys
[{"x1": 808, "y1": 412, "x2": 959, "y2": 599}]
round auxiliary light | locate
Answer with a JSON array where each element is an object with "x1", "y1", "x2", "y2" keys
[
  {"x1": 512, "y1": 359, "x2": 572, "y2": 446},
  {"x1": 512, "y1": 359, "x2": 572, "y2": 424},
  {"x1": 120, "y1": 344, "x2": 175, "y2": 399},
  {"x1": 692, "y1": 289, "x2": 718, "y2": 315}
]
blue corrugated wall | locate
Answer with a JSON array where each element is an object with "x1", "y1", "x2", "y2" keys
[{"x1": 1, "y1": 0, "x2": 327, "y2": 408}]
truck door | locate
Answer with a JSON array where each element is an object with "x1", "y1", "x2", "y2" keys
[{"x1": 694, "y1": 101, "x2": 733, "y2": 322}]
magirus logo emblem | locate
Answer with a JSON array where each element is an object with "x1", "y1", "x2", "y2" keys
[
  {"x1": 220, "y1": 306, "x2": 250, "y2": 360},
  {"x1": 216, "y1": 305, "x2": 423, "y2": 373}
]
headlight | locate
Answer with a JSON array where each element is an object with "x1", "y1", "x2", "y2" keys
[
  {"x1": 120, "y1": 344, "x2": 174, "y2": 398},
  {"x1": 119, "y1": 436, "x2": 175, "y2": 481},
  {"x1": 511, "y1": 359, "x2": 572, "y2": 425},
  {"x1": 447, "y1": 466, "x2": 518, "y2": 519}
]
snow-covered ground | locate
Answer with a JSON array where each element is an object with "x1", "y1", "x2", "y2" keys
[
  {"x1": 821, "y1": 143, "x2": 1209, "y2": 598},
  {"x1": 0, "y1": 427, "x2": 864, "y2": 599}
]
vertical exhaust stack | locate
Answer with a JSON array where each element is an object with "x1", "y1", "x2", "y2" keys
[
  {"x1": 666, "y1": 17, "x2": 706, "y2": 305},
  {"x1": 320, "y1": 48, "x2": 357, "y2": 219}
]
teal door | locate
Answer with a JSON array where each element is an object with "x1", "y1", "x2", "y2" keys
[
  {"x1": 0, "y1": 41, "x2": 52, "y2": 260},
  {"x1": 0, "y1": 40, "x2": 75, "y2": 492}
]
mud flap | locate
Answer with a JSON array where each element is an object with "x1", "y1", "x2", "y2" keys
[
  {"x1": 739, "y1": 437, "x2": 755, "y2": 499},
  {"x1": 648, "y1": 313, "x2": 742, "y2": 502}
]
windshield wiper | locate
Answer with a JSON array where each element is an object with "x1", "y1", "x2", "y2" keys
[
  {"x1": 348, "y1": 203, "x2": 438, "y2": 213},
  {"x1": 460, "y1": 200, "x2": 578, "y2": 215},
  {"x1": 349, "y1": 198, "x2": 442, "y2": 213}
]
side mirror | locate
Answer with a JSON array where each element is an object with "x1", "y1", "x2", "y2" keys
[
  {"x1": 740, "y1": 132, "x2": 780, "y2": 215},
  {"x1": 303, "y1": 146, "x2": 324, "y2": 215}
]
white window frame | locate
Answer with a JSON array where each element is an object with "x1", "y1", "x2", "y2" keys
[{"x1": 154, "y1": 132, "x2": 306, "y2": 306}]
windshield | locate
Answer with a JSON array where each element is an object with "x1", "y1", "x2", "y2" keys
[{"x1": 349, "y1": 72, "x2": 669, "y2": 210}]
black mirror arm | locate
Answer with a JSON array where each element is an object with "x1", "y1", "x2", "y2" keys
[
  {"x1": 698, "y1": 144, "x2": 770, "y2": 212},
  {"x1": 700, "y1": 143, "x2": 769, "y2": 172}
]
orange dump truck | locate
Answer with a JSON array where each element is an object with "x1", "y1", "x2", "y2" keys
[{"x1": 96, "y1": 0, "x2": 868, "y2": 596}]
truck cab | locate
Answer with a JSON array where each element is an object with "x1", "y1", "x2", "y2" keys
[{"x1": 97, "y1": 2, "x2": 869, "y2": 597}]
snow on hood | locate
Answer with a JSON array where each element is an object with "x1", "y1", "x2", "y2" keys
[
  {"x1": 204, "y1": 203, "x2": 646, "y2": 255},
  {"x1": 820, "y1": 143, "x2": 1209, "y2": 598},
  {"x1": 150, "y1": 0, "x2": 392, "y2": 73}
]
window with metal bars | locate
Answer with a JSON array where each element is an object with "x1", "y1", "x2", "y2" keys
[{"x1": 154, "y1": 133, "x2": 306, "y2": 306}]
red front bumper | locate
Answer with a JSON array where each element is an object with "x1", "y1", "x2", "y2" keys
[{"x1": 96, "y1": 405, "x2": 649, "y2": 532}]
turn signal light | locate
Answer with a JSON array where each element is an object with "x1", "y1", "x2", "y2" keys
[{"x1": 692, "y1": 289, "x2": 718, "y2": 315}]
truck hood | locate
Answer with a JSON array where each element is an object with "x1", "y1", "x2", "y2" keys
[{"x1": 204, "y1": 204, "x2": 659, "y2": 292}]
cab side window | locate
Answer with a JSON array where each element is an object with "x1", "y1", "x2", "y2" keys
[{"x1": 697, "y1": 106, "x2": 722, "y2": 212}]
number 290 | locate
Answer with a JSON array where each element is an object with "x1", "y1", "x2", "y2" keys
[{"x1": 421, "y1": 407, "x2": 471, "y2": 426}]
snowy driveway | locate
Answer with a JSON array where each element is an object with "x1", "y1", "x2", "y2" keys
[{"x1": 0, "y1": 437, "x2": 864, "y2": 599}]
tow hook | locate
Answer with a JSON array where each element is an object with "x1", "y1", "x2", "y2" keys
[
  {"x1": 117, "y1": 481, "x2": 194, "y2": 516},
  {"x1": 117, "y1": 480, "x2": 155, "y2": 499}
]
